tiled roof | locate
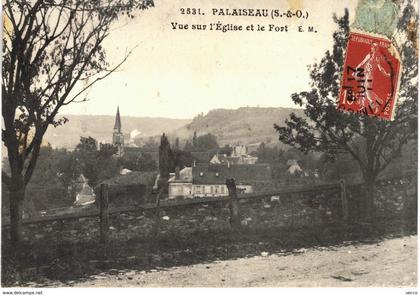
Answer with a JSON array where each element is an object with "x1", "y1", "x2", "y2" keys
[{"x1": 192, "y1": 163, "x2": 272, "y2": 185}]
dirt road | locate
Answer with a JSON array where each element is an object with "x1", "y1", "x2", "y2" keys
[{"x1": 68, "y1": 235, "x2": 416, "y2": 287}]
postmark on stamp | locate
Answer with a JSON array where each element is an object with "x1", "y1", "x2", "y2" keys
[{"x1": 338, "y1": 31, "x2": 401, "y2": 120}]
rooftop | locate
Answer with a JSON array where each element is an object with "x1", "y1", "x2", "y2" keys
[{"x1": 192, "y1": 163, "x2": 272, "y2": 185}]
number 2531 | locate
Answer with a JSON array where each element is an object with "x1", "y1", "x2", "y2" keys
[{"x1": 180, "y1": 8, "x2": 203, "y2": 15}]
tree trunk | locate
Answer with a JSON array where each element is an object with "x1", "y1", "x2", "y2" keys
[
  {"x1": 361, "y1": 173, "x2": 376, "y2": 219},
  {"x1": 364, "y1": 183, "x2": 375, "y2": 216},
  {"x1": 9, "y1": 184, "x2": 26, "y2": 244}
]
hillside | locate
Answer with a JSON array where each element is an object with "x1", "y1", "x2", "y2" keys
[
  {"x1": 172, "y1": 107, "x2": 304, "y2": 146},
  {"x1": 42, "y1": 107, "x2": 303, "y2": 149},
  {"x1": 43, "y1": 115, "x2": 191, "y2": 149}
]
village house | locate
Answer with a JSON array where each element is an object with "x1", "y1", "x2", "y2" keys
[
  {"x1": 230, "y1": 145, "x2": 258, "y2": 164},
  {"x1": 167, "y1": 167, "x2": 193, "y2": 197},
  {"x1": 168, "y1": 162, "x2": 272, "y2": 199},
  {"x1": 210, "y1": 145, "x2": 258, "y2": 165}
]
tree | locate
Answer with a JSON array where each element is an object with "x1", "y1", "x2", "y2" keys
[
  {"x1": 28, "y1": 145, "x2": 66, "y2": 185},
  {"x1": 142, "y1": 137, "x2": 159, "y2": 151},
  {"x1": 195, "y1": 133, "x2": 219, "y2": 151},
  {"x1": 158, "y1": 133, "x2": 172, "y2": 192},
  {"x1": 256, "y1": 142, "x2": 285, "y2": 164},
  {"x1": 183, "y1": 140, "x2": 194, "y2": 152},
  {"x1": 98, "y1": 143, "x2": 118, "y2": 159},
  {"x1": 137, "y1": 153, "x2": 158, "y2": 172},
  {"x1": 74, "y1": 136, "x2": 99, "y2": 185},
  {"x1": 21, "y1": 146, "x2": 69, "y2": 216},
  {"x1": 219, "y1": 144, "x2": 233, "y2": 156},
  {"x1": 76, "y1": 136, "x2": 98, "y2": 153},
  {"x1": 96, "y1": 143, "x2": 120, "y2": 182},
  {"x1": 56, "y1": 149, "x2": 81, "y2": 198},
  {"x1": 2, "y1": 0, "x2": 153, "y2": 243},
  {"x1": 120, "y1": 152, "x2": 157, "y2": 172},
  {"x1": 74, "y1": 137, "x2": 119, "y2": 186},
  {"x1": 318, "y1": 152, "x2": 361, "y2": 182},
  {"x1": 192, "y1": 131, "x2": 198, "y2": 149},
  {"x1": 171, "y1": 150, "x2": 194, "y2": 170},
  {"x1": 274, "y1": 4, "x2": 418, "y2": 214},
  {"x1": 174, "y1": 137, "x2": 180, "y2": 150},
  {"x1": 184, "y1": 132, "x2": 219, "y2": 152}
]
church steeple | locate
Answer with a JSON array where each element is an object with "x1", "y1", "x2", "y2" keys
[
  {"x1": 114, "y1": 106, "x2": 122, "y2": 133},
  {"x1": 112, "y1": 106, "x2": 124, "y2": 157}
]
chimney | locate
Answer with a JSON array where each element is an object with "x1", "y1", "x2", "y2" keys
[{"x1": 175, "y1": 166, "x2": 180, "y2": 179}]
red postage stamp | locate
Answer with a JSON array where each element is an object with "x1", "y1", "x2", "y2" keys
[{"x1": 338, "y1": 31, "x2": 401, "y2": 120}]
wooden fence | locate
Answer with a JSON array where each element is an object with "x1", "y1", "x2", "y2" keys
[{"x1": 2, "y1": 180, "x2": 347, "y2": 244}]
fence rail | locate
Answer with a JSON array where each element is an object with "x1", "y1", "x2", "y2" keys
[{"x1": 2, "y1": 181, "x2": 342, "y2": 227}]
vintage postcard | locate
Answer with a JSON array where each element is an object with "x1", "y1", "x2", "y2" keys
[{"x1": 1, "y1": 0, "x2": 418, "y2": 292}]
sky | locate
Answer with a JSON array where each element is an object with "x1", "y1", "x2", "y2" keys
[{"x1": 61, "y1": 0, "x2": 359, "y2": 119}]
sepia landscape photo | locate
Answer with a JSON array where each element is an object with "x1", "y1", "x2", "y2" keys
[{"x1": 1, "y1": 0, "x2": 418, "y2": 289}]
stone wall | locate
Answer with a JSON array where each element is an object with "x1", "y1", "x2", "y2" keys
[
  {"x1": 2, "y1": 184, "x2": 343, "y2": 244},
  {"x1": 2, "y1": 178, "x2": 415, "y2": 245}
]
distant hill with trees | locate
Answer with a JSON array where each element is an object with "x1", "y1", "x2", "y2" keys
[
  {"x1": 41, "y1": 107, "x2": 304, "y2": 149},
  {"x1": 171, "y1": 107, "x2": 305, "y2": 146}
]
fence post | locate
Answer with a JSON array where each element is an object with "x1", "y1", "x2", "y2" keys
[
  {"x1": 339, "y1": 179, "x2": 348, "y2": 223},
  {"x1": 99, "y1": 183, "x2": 109, "y2": 244},
  {"x1": 226, "y1": 178, "x2": 241, "y2": 231}
]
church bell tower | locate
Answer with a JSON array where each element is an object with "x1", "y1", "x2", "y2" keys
[{"x1": 112, "y1": 106, "x2": 124, "y2": 157}]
